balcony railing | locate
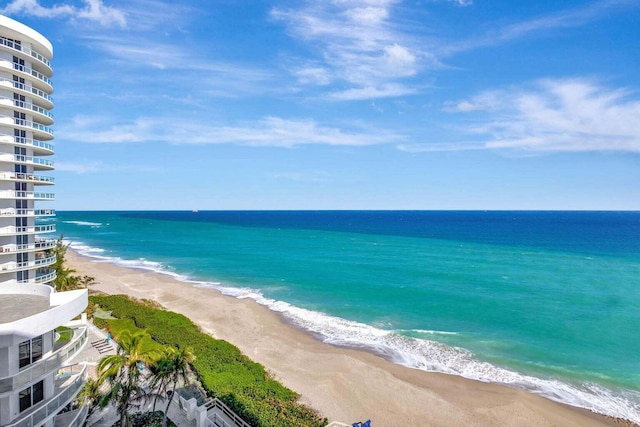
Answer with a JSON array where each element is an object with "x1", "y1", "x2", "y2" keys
[
  {"x1": 0, "y1": 153, "x2": 55, "y2": 168},
  {"x1": 0, "y1": 255, "x2": 56, "y2": 272},
  {"x1": 0, "y1": 327, "x2": 87, "y2": 395},
  {"x1": 0, "y1": 136, "x2": 55, "y2": 153},
  {"x1": 18, "y1": 269, "x2": 56, "y2": 284},
  {"x1": 0, "y1": 36, "x2": 52, "y2": 69},
  {"x1": 0, "y1": 172, "x2": 55, "y2": 183},
  {"x1": 0, "y1": 238, "x2": 57, "y2": 253},
  {"x1": 0, "y1": 190, "x2": 55, "y2": 200},
  {"x1": 12, "y1": 117, "x2": 54, "y2": 137},
  {"x1": 35, "y1": 209, "x2": 56, "y2": 216},
  {"x1": 5, "y1": 364, "x2": 87, "y2": 427},
  {"x1": 0, "y1": 224, "x2": 56, "y2": 235},
  {"x1": 54, "y1": 397, "x2": 89, "y2": 427},
  {"x1": 0, "y1": 78, "x2": 53, "y2": 104},
  {"x1": 0, "y1": 208, "x2": 56, "y2": 216},
  {"x1": 12, "y1": 62, "x2": 53, "y2": 87},
  {"x1": 10, "y1": 98, "x2": 54, "y2": 120}
]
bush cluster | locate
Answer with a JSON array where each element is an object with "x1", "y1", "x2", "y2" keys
[{"x1": 89, "y1": 295, "x2": 326, "y2": 427}]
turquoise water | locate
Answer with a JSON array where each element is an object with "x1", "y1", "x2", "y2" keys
[{"x1": 53, "y1": 211, "x2": 640, "y2": 422}]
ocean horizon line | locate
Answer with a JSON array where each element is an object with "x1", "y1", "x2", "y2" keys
[{"x1": 57, "y1": 208, "x2": 640, "y2": 212}]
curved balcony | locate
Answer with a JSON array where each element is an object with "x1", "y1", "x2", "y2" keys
[
  {"x1": 16, "y1": 268, "x2": 56, "y2": 284},
  {"x1": 0, "y1": 190, "x2": 55, "y2": 200},
  {"x1": 0, "y1": 136, "x2": 55, "y2": 155},
  {"x1": 0, "y1": 172, "x2": 55, "y2": 185},
  {"x1": 0, "y1": 36, "x2": 52, "y2": 75},
  {"x1": 0, "y1": 78, "x2": 53, "y2": 110},
  {"x1": 0, "y1": 224, "x2": 56, "y2": 236},
  {"x1": 0, "y1": 208, "x2": 55, "y2": 217},
  {"x1": 0, "y1": 153, "x2": 54, "y2": 170},
  {"x1": 54, "y1": 396, "x2": 89, "y2": 427},
  {"x1": 5, "y1": 117, "x2": 54, "y2": 140},
  {"x1": 0, "y1": 238, "x2": 57, "y2": 254},
  {"x1": 0, "y1": 255, "x2": 56, "y2": 273},
  {"x1": 4, "y1": 363, "x2": 87, "y2": 427},
  {"x1": 0, "y1": 327, "x2": 88, "y2": 397},
  {"x1": 0, "y1": 97, "x2": 54, "y2": 125},
  {"x1": 3, "y1": 61, "x2": 53, "y2": 92}
]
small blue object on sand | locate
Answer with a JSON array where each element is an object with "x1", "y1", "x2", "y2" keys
[{"x1": 362, "y1": 420, "x2": 371, "y2": 427}]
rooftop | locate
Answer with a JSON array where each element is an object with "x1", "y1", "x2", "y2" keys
[{"x1": 0, "y1": 294, "x2": 49, "y2": 323}]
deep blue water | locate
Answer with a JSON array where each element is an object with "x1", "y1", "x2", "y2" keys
[{"x1": 53, "y1": 211, "x2": 640, "y2": 422}]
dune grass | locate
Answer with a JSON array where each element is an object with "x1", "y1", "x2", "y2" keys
[{"x1": 89, "y1": 294, "x2": 326, "y2": 427}]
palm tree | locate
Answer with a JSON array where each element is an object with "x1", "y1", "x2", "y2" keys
[
  {"x1": 97, "y1": 330, "x2": 161, "y2": 426},
  {"x1": 151, "y1": 346, "x2": 195, "y2": 427},
  {"x1": 51, "y1": 235, "x2": 77, "y2": 291}
]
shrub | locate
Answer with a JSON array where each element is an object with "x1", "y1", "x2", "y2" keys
[{"x1": 90, "y1": 295, "x2": 325, "y2": 427}]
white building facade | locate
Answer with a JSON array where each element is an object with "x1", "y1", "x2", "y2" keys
[{"x1": 0, "y1": 16, "x2": 89, "y2": 427}]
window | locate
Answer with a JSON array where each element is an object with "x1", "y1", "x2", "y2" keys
[
  {"x1": 19, "y1": 386, "x2": 30, "y2": 412},
  {"x1": 18, "y1": 341, "x2": 30, "y2": 369},
  {"x1": 18, "y1": 336, "x2": 43, "y2": 368},
  {"x1": 31, "y1": 336, "x2": 43, "y2": 363},
  {"x1": 18, "y1": 380, "x2": 44, "y2": 412}
]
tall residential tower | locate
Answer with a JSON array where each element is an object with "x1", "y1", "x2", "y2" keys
[{"x1": 0, "y1": 15, "x2": 89, "y2": 427}]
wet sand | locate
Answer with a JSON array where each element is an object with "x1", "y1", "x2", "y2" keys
[{"x1": 66, "y1": 249, "x2": 630, "y2": 427}]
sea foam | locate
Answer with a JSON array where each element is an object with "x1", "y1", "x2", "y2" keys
[
  {"x1": 62, "y1": 220, "x2": 104, "y2": 227},
  {"x1": 67, "y1": 240, "x2": 640, "y2": 424}
]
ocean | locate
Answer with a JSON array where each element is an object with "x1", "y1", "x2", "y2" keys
[{"x1": 53, "y1": 211, "x2": 640, "y2": 423}]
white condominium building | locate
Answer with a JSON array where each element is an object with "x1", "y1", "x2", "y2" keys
[{"x1": 0, "y1": 15, "x2": 89, "y2": 427}]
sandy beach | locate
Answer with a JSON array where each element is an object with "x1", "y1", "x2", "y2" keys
[{"x1": 65, "y1": 249, "x2": 629, "y2": 427}]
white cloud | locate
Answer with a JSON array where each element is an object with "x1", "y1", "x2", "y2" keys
[
  {"x1": 55, "y1": 161, "x2": 102, "y2": 173},
  {"x1": 271, "y1": 0, "x2": 424, "y2": 100},
  {"x1": 294, "y1": 66, "x2": 333, "y2": 86},
  {"x1": 58, "y1": 115, "x2": 403, "y2": 147},
  {"x1": 448, "y1": 0, "x2": 473, "y2": 6},
  {"x1": 442, "y1": 92, "x2": 501, "y2": 112},
  {"x1": 445, "y1": 0, "x2": 637, "y2": 54},
  {"x1": 329, "y1": 83, "x2": 417, "y2": 100},
  {"x1": 76, "y1": 35, "x2": 275, "y2": 97},
  {"x1": 443, "y1": 79, "x2": 640, "y2": 152},
  {"x1": 1, "y1": 0, "x2": 126, "y2": 27}
]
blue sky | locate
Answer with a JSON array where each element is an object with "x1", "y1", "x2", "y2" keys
[{"x1": 2, "y1": 0, "x2": 639, "y2": 210}]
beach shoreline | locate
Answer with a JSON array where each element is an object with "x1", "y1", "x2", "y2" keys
[{"x1": 65, "y1": 248, "x2": 634, "y2": 427}]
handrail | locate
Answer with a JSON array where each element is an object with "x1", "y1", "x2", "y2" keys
[
  {"x1": 3, "y1": 97, "x2": 54, "y2": 119},
  {"x1": 0, "y1": 239, "x2": 57, "y2": 253},
  {"x1": 0, "y1": 225, "x2": 56, "y2": 234},
  {"x1": 54, "y1": 396, "x2": 89, "y2": 427},
  {"x1": 0, "y1": 255, "x2": 56, "y2": 272},
  {"x1": 10, "y1": 117, "x2": 54, "y2": 136},
  {"x1": 2, "y1": 136, "x2": 55, "y2": 152},
  {"x1": 176, "y1": 391, "x2": 251, "y2": 427},
  {"x1": 11, "y1": 62, "x2": 53, "y2": 86},
  {"x1": 0, "y1": 77, "x2": 53, "y2": 103},
  {"x1": 0, "y1": 154, "x2": 54, "y2": 167},
  {"x1": 4, "y1": 364, "x2": 87, "y2": 427},
  {"x1": 208, "y1": 398, "x2": 252, "y2": 427},
  {"x1": 0, "y1": 190, "x2": 55, "y2": 199},
  {"x1": 0, "y1": 172, "x2": 55, "y2": 183},
  {"x1": 18, "y1": 270, "x2": 56, "y2": 284},
  {"x1": 0, "y1": 36, "x2": 52, "y2": 69},
  {"x1": 0, "y1": 328, "x2": 87, "y2": 395}
]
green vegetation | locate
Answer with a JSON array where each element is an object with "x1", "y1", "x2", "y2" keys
[
  {"x1": 89, "y1": 294, "x2": 326, "y2": 427},
  {"x1": 55, "y1": 326, "x2": 73, "y2": 344},
  {"x1": 98, "y1": 330, "x2": 163, "y2": 427}
]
